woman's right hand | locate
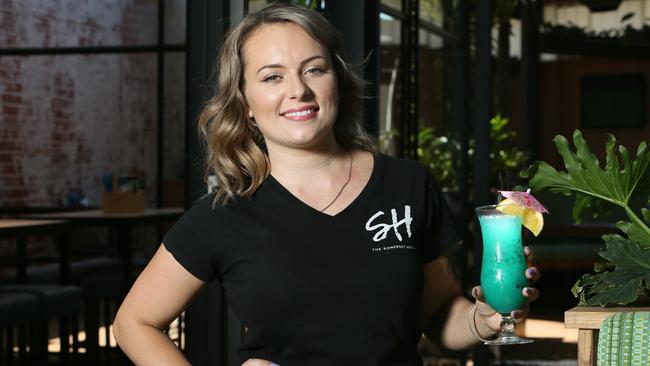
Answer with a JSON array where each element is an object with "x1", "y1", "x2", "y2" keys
[{"x1": 242, "y1": 359, "x2": 277, "y2": 366}]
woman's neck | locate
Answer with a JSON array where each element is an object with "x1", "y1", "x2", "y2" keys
[{"x1": 267, "y1": 144, "x2": 348, "y2": 181}]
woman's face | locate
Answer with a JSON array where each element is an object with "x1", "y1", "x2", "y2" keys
[{"x1": 242, "y1": 22, "x2": 339, "y2": 151}]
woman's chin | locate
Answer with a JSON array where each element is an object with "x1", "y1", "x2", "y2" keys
[{"x1": 278, "y1": 130, "x2": 335, "y2": 149}]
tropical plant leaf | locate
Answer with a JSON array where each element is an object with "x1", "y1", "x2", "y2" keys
[
  {"x1": 525, "y1": 130, "x2": 650, "y2": 306},
  {"x1": 616, "y1": 221, "x2": 650, "y2": 248},
  {"x1": 525, "y1": 130, "x2": 650, "y2": 239},
  {"x1": 583, "y1": 271, "x2": 645, "y2": 306},
  {"x1": 576, "y1": 234, "x2": 650, "y2": 306},
  {"x1": 628, "y1": 142, "x2": 650, "y2": 212},
  {"x1": 527, "y1": 131, "x2": 650, "y2": 205}
]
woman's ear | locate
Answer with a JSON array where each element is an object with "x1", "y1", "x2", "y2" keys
[{"x1": 242, "y1": 99, "x2": 253, "y2": 119}]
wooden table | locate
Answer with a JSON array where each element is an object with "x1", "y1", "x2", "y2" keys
[
  {"x1": 565, "y1": 305, "x2": 650, "y2": 365},
  {"x1": 22, "y1": 208, "x2": 184, "y2": 293},
  {"x1": 0, "y1": 219, "x2": 70, "y2": 283}
]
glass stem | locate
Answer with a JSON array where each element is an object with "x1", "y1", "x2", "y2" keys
[{"x1": 499, "y1": 315, "x2": 517, "y2": 338}]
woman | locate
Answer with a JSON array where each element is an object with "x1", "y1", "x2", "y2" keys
[{"x1": 113, "y1": 4, "x2": 540, "y2": 365}]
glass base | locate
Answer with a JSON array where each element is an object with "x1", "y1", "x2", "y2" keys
[
  {"x1": 484, "y1": 335, "x2": 534, "y2": 345},
  {"x1": 484, "y1": 315, "x2": 534, "y2": 345}
]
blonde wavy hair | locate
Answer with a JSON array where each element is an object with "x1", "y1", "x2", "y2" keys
[{"x1": 198, "y1": 4, "x2": 376, "y2": 205}]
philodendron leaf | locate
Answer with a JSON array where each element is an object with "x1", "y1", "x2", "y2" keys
[
  {"x1": 526, "y1": 130, "x2": 650, "y2": 237},
  {"x1": 616, "y1": 221, "x2": 650, "y2": 248},
  {"x1": 525, "y1": 130, "x2": 650, "y2": 306},
  {"x1": 578, "y1": 234, "x2": 650, "y2": 306},
  {"x1": 572, "y1": 193, "x2": 592, "y2": 224},
  {"x1": 627, "y1": 142, "x2": 650, "y2": 212},
  {"x1": 528, "y1": 131, "x2": 650, "y2": 208}
]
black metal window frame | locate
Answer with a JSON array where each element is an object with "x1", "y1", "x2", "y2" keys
[
  {"x1": 380, "y1": 1, "x2": 461, "y2": 160},
  {"x1": 0, "y1": 1, "x2": 187, "y2": 208}
]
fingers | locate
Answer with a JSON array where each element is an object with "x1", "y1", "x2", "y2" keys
[
  {"x1": 510, "y1": 285, "x2": 538, "y2": 323},
  {"x1": 511, "y1": 303, "x2": 529, "y2": 323},
  {"x1": 471, "y1": 286, "x2": 499, "y2": 319},
  {"x1": 471, "y1": 286, "x2": 485, "y2": 302},
  {"x1": 525, "y1": 266, "x2": 541, "y2": 284},
  {"x1": 523, "y1": 286, "x2": 540, "y2": 302},
  {"x1": 523, "y1": 246, "x2": 541, "y2": 282}
]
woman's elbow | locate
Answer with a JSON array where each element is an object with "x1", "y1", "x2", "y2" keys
[
  {"x1": 112, "y1": 309, "x2": 127, "y2": 345},
  {"x1": 113, "y1": 306, "x2": 142, "y2": 345}
]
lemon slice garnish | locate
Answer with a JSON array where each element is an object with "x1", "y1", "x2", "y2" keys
[{"x1": 496, "y1": 198, "x2": 544, "y2": 237}]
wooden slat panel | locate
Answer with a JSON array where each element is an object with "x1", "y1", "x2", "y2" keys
[{"x1": 565, "y1": 306, "x2": 650, "y2": 329}]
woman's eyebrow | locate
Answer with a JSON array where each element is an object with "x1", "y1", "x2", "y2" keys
[{"x1": 256, "y1": 55, "x2": 327, "y2": 75}]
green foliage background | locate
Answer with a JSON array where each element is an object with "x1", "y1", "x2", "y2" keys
[
  {"x1": 524, "y1": 130, "x2": 650, "y2": 306},
  {"x1": 417, "y1": 114, "x2": 529, "y2": 192}
]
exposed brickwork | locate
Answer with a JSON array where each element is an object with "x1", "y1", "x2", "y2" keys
[
  {"x1": 0, "y1": 54, "x2": 158, "y2": 207},
  {"x1": 0, "y1": 0, "x2": 185, "y2": 271},
  {"x1": 0, "y1": 0, "x2": 157, "y2": 48},
  {"x1": 0, "y1": 0, "x2": 187, "y2": 207}
]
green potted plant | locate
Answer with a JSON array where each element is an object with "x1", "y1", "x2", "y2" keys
[
  {"x1": 523, "y1": 129, "x2": 650, "y2": 306},
  {"x1": 417, "y1": 114, "x2": 530, "y2": 193}
]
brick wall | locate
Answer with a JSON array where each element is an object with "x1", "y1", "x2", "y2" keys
[
  {"x1": 0, "y1": 0, "x2": 157, "y2": 47},
  {"x1": 0, "y1": 0, "x2": 186, "y2": 207}
]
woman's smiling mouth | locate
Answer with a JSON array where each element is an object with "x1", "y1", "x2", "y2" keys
[{"x1": 281, "y1": 106, "x2": 319, "y2": 121}]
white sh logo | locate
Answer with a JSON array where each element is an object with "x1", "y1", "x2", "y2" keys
[{"x1": 365, "y1": 205, "x2": 413, "y2": 242}]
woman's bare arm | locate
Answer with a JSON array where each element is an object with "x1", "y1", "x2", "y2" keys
[
  {"x1": 420, "y1": 249, "x2": 540, "y2": 351},
  {"x1": 113, "y1": 244, "x2": 204, "y2": 365},
  {"x1": 419, "y1": 256, "x2": 501, "y2": 350}
]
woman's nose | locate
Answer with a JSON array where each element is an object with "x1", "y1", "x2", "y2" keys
[{"x1": 287, "y1": 76, "x2": 311, "y2": 100}]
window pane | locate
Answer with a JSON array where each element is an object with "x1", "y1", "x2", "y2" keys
[
  {"x1": 248, "y1": 0, "x2": 328, "y2": 12},
  {"x1": 419, "y1": 0, "x2": 443, "y2": 27},
  {"x1": 0, "y1": 0, "x2": 158, "y2": 48},
  {"x1": 165, "y1": 0, "x2": 186, "y2": 44},
  {"x1": 418, "y1": 30, "x2": 454, "y2": 190},
  {"x1": 539, "y1": 55, "x2": 650, "y2": 168},
  {"x1": 249, "y1": 0, "x2": 279, "y2": 12},
  {"x1": 543, "y1": 0, "x2": 644, "y2": 32},
  {"x1": 418, "y1": 30, "x2": 447, "y2": 130},
  {"x1": 381, "y1": 0, "x2": 402, "y2": 11},
  {"x1": 378, "y1": 12, "x2": 401, "y2": 156},
  {"x1": 0, "y1": 54, "x2": 157, "y2": 206},
  {"x1": 419, "y1": 28, "x2": 444, "y2": 48}
]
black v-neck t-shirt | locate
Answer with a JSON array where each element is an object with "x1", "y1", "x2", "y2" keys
[{"x1": 164, "y1": 153, "x2": 462, "y2": 366}]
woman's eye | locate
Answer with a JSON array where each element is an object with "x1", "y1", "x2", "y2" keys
[
  {"x1": 305, "y1": 67, "x2": 325, "y2": 75},
  {"x1": 262, "y1": 74, "x2": 281, "y2": 83}
]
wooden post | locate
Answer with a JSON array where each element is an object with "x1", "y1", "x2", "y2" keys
[{"x1": 577, "y1": 329, "x2": 598, "y2": 366}]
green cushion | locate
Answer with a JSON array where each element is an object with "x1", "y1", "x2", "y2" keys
[{"x1": 598, "y1": 312, "x2": 650, "y2": 365}]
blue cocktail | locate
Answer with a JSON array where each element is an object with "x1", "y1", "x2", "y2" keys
[{"x1": 476, "y1": 205, "x2": 533, "y2": 345}]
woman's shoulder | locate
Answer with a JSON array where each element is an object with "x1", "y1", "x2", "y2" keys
[
  {"x1": 170, "y1": 192, "x2": 251, "y2": 237},
  {"x1": 178, "y1": 192, "x2": 242, "y2": 221},
  {"x1": 186, "y1": 192, "x2": 219, "y2": 213},
  {"x1": 187, "y1": 192, "x2": 252, "y2": 214}
]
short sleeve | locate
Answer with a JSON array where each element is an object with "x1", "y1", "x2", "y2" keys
[
  {"x1": 163, "y1": 195, "x2": 220, "y2": 282},
  {"x1": 420, "y1": 171, "x2": 464, "y2": 263}
]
